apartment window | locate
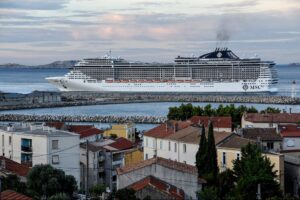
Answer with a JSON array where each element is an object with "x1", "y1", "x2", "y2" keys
[
  {"x1": 160, "y1": 141, "x2": 163, "y2": 149},
  {"x1": 145, "y1": 153, "x2": 148, "y2": 160},
  {"x1": 168, "y1": 141, "x2": 171, "y2": 151},
  {"x1": 145, "y1": 138, "x2": 148, "y2": 147},
  {"x1": 267, "y1": 142, "x2": 274, "y2": 150},
  {"x1": 2, "y1": 135, "x2": 4, "y2": 146},
  {"x1": 237, "y1": 153, "x2": 240, "y2": 160},
  {"x1": 9, "y1": 136, "x2": 11, "y2": 145},
  {"x1": 222, "y1": 152, "x2": 226, "y2": 166},
  {"x1": 183, "y1": 144, "x2": 187, "y2": 153},
  {"x1": 174, "y1": 143, "x2": 177, "y2": 152},
  {"x1": 52, "y1": 140, "x2": 59, "y2": 150},
  {"x1": 52, "y1": 155, "x2": 59, "y2": 164}
]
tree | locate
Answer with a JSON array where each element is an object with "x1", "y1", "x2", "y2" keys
[
  {"x1": 197, "y1": 186, "x2": 219, "y2": 200},
  {"x1": 27, "y1": 164, "x2": 77, "y2": 199},
  {"x1": 205, "y1": 122, "x2": 218, "y2": 184},
  {"x1": 49, "y1": 193, "x2": 70, "y2": 200},
  {"x1": 196, "y1": 124, "x2": 207, "y2": 177},
  {"x1": 89, "y1": 184, "x2": 106, "y2": 197},
  {"x1": 115, "y1": 188, "x2": 138, "y2": 200},
  {"x1": 1, "y1": 174, "x2": 27, "y2": 194},
  {"x1": 232, "y1": 143, "x2": 282, "y2": 200},
  {"x1": 217, "y1": 169, "x2": 235, "y2": 199}
]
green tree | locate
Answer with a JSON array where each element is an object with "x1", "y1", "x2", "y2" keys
[
  {"x1": 1, "y1": 174, "x2": 27, "y2": 194},
  {"x1": 217, "y1": 169, "x2": 235, "y2": 199},
  {"x1": 260, "y1": 107, "x2": 281, "y2": 114},
  {"x1": 27, "y1": 164, "x2": 77, "y2": 199},
  {"x1": 49, "y1": 193, "x2": 70, "y2": 200},
  {"x1": 115, "y1": 188, "x2": 138, "y2": 200},
  {"x1": 232, "y1": 143, "x2": 282, "y2": 200},
  {"x1": 205, "y1": 122, "x2": 218, "y2": 184},
  {"x1": 196, "y1": 124, "x2": 207, "y2": 177},
  {"x1": 197, "y1": 186, "x2": 219, "y2": 200},
  {"x1": 89, "y1": 184, "x2": 106, "y2": 197}
]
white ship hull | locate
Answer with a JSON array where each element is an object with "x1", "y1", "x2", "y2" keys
[{"x1": 46, "y1": 77, "x2": 278, "y2": 93}]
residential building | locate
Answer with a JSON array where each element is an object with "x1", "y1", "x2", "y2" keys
[
  {"x1": 0, "y1": 156, "x2": 30, "y2": 182},
  {"x1": 1, "y1": 190, "x2": 32, "y2": 200},
  {"x1": 80, "y1": 137, "x2": 135, "y2": 191},
  {"x1": 144, "y1": 122, "x2": 232, "y2": 165},
  {"x1": 239, "y1": 128, "x2": 282, "y2": 152},
  {"x1": 188, "y1": 116, "x2": 232, "y2": 132},
  {"x1": 103, "y1": 123, "x2": 136, "y2": 142},
  {"x1": 124, "y1": 148, "x2": 143, "y2": 167},
  {"x1": 241, "y1": 113, "x2": 300, "y2": 131},
  {"x1": 0, "y1": 123, "x2": 80, "y2": 186},
  {"x1": 117, "y1": 157, "x2": 206, "y2": 199},
  {"x1": 127, "y1": 175, "x2": 185, "y2": 200},
  {"x1": 46, "y1": 123, "x2": 103, "y2": 143},
  {"x1": 217, "y1": 134, "x2": 285, "y2": 191},
  {"x1": 284, "y1": 155, "x2": 300, "y2": 197},
  {"x1": 279, "y1": 125, "x2": 300, "y2": 151}
]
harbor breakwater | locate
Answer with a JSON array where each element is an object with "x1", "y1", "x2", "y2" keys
[
  {"x1": 0, "y1": 114, "x2": 167, "y2": 124},
  {"x1": 1, "y1": 93, "x2": 300, "y2": 111}
]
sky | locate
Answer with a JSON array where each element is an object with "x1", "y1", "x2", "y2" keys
[{"x1": 0, "y1": 0, "x2": 300, "y2": 65}]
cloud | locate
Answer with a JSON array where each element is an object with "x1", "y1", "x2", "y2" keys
[{"x1": 0, "y1": 0, "x2": 69, "y2": 10}]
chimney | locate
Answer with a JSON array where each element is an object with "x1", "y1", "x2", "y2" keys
[
  {"x1": 1, "y1": 159, "x2": 6, "y2": 169},
  {"x1": 289, "y1": 108, "x2": 292, "y2": 114}
]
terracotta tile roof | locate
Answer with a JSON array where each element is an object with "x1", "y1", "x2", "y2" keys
[
  {"x1": 128, "y1": 175, "x2": 184, "y2": 200},
  {"x1": 0, "y1": 156, "x2": 30, "y2": 177},
  {"x1": 1, "y1": 190, "x2": 32, "y2": 200},
  {"x1": 279, "y1": 125, "x2": 300, "y2": 137},
  {"x1": 243, "y1": 113, "x2": 300, "y2": 123},
  {"x1": 68, "y1": 125, "x2": 103, "y2": 138},
  {"x1": 45, "y1": 122, "x2": 65, "y2": 130},
  {"x1": 117, "y1": 157, "x2": 206, "y2": 184},
  {"x1": 241, "y1": 128, "x2": 282, "y2": 141},
  {"x1": 189, "y1": 116, "x2": 232, "y2": 128},
  {"x1": 218, "y1": 135, "x2": 256, "y2": 149},
  {"x1": 108, "y1": 137, "x2": 134, "y2": 150},
  {"x1": 143, "y1": 120, "x2": 191, "y2": 138},
  {"x1": 165, "y1": 125, "x2": 232, "y2": 145}
]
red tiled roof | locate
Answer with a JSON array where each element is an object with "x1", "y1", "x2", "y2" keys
[
  {"x1": 242, "y1": 128, "x2": 282, "y2": 141},
  {"x1": 68, "y1": 125, "x2": 103, "y2": 138},
  {"x1": 1, "y1": 190, "x2": 32, "y2": 200},
  {"x1": 279, "y1": 125, "x2": 300, "y2": 137},
  {"x1": 128, "y1": 176, "x2": 184, "y2": 200},
  {"x1": 144, "y1": 120, "x2": 191, "y2": 138},
  {"x1": 243, "y1": 113, "x2": 300, "y2": 123},
  {"x1": 108, "y1": 137, "x2": 134, "y2": 150},
  {"x1": 189, "y1": 116, "x2": 232, "y2": 128},
  {"x1": 45, "y1": 122, "x2": 65, "y2": 130},
  {"x1": 0, "y1": 156, "x2": 30, "y2": 177},
  {"x1": 117, "y1": 157, "x2": 206, "y2": 184}
]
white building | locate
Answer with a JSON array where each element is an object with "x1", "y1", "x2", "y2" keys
[
  {"x1": 241, "y1": 113, "x2": 300, "y2": 131},
  {"x1": 0, "y1": 123, "x2": 80, "y2": 186},
  {"x1": 143, "y1": 122, "x2": 232, "y2": 165},
  {"x1": 279, "y1": 125, "x2": 300, "y2": 151}
]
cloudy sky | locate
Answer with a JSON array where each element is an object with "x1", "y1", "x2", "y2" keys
[{"x1": 1, "y1": 0, "x2": 300, "y2": 65}]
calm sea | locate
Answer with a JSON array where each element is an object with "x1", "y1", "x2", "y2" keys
[{"x1": 0, "y1": 65, "x2": 299, "y2": 131}]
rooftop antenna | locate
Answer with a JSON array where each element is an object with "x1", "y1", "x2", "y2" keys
[{"x1": 291, "y1": 80, "x2": 296, "y2": 98}]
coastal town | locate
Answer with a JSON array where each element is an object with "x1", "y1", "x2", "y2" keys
[{"x1": 0, "y1": 102, "x2": 300, "y2": 199}]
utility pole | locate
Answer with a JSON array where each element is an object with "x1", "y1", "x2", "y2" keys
[
  {"x1": 85, "y1": 140, "x2": 89, "y2": 198},
  {"x1": 257, "y1": 183, "x2": 261, "y2": 200}
]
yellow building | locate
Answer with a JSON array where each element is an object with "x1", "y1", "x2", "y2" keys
[
  {"x1": 124, "y1": 148, "x2": 144, "y2": 167},
  {"x1": 217, "y1": 135, "x2": 285, "y2": 192},
  {"x1": 104, "y1": 123, "x2": 135, "y2": 142}
]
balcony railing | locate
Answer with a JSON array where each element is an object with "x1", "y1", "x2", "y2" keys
[
  {"x1": 21, "y1": 146, "x2": 32, "y2": 152},
  {"x1": 21, "y1": 161, "x2": 32, "y2": 167}
]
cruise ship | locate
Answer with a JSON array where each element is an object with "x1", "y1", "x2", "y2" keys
[{"x1": 46, "y1": 48, "x2": 278, "y2": 93}]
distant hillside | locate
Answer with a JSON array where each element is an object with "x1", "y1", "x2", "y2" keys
[{"x1": 0, "y1": 60, "x2": 78, "y2": 68}]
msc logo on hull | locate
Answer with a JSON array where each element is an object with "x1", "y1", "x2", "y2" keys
[{"x1": 243, "y1": 84, "x2": 260, "y2": 91}]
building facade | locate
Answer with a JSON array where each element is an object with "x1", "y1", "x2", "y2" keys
[
  {"x1": 103, "y1": 123, "x2": 136, "y2": 142},
  {"x1": 0, "y1": 123, "x2": 80, "y2": 186}
]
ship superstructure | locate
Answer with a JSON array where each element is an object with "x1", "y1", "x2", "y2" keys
[{"x1": 46, "y1": 48, "x2": 278, "y2": 93}]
